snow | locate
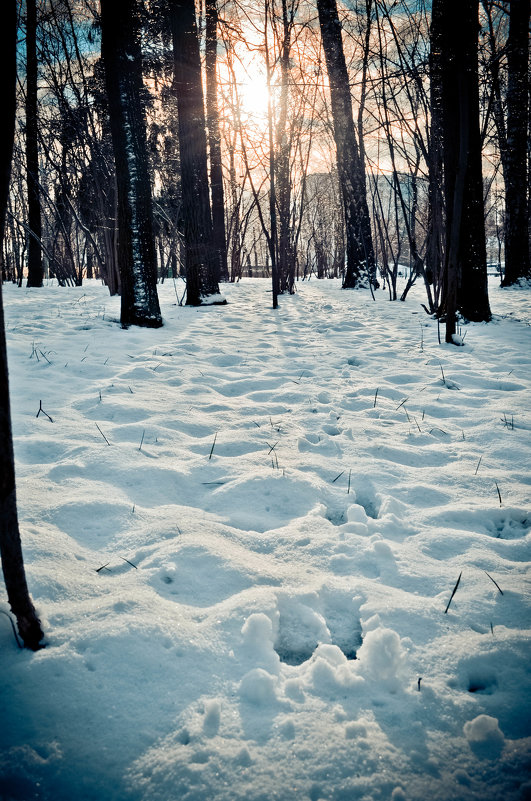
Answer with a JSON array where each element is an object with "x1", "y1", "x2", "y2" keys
[{"x1": 1, "y1": 276, "x2": 530, "y2": 801}]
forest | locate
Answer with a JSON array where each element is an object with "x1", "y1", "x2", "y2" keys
[
  {"x1": 0, "y1": 2, "x2": 530, "y2": 799},
  {"x1": 1, "y1": 0, "x2": 530, "y2": 335}
]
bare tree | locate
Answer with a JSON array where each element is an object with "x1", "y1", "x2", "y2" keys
[
  {"x1": 101, "y1": 0, "x2": 163, "y2": 327},
  {"x1": 25, "y1": 0, "x2": 44, "y2": 287},
  {"x1": 431, "y1": 0, "x2": 491, "y2": 342},
  {"x1": 206, "y1": 0, "x2": 229, "y2": 282},
  {"x1": 501, "y1": 0, "x2": 530, "y2": 285},
  {"x1": 0, "y1": 0, "x2": 44, "y2": 651},
  {"x1": 317, "y1": 0, "x2": 376, "y2": 289},
  {"x1": 169, "y1": 0, "x2": 222, "y2": 305}
]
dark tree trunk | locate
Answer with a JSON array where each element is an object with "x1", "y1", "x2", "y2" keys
[
  {"x1": 0, "y1": 0, "x2": 44, "y2": 651},
  {"x1": 25, "y1": 0, "x2": 43, "y2": 288},
  {"x1": 431, "y1": 0, "x2": 491, "y2": 341},
  {"x1": 317, "y1": 0, "x2": 375, "y2": 289},
  {"x1": 501, "y1": 0, "x2": 530, "y2": 286},
  {"x1": 276, "y1": 0, "x2": 295, "y2": 295},
  {"x1": 169, "y1": 0, "x2": 220, "y2": 305},
  {"x1": 205, "y1": 0, "x2": 229, "y2": 283},
  {"x1": 101, "y1": 0, "x2": 162, "y2": 328},
  {"x1": 454, "y1": 0, "x2": 490, "y2": 322},
  {"x1": 426, "y1": 4, "x2": 444, "y2": 306}
]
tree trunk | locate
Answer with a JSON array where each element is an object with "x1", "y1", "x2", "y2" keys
[
  {"x1": 265, "y1": 0, "x2": 279, "y2": 308},
  {"x1": 276, "y1": 0, "x2": 295, "y2": 295},
  {"x1": 169, "y1": 0, "x2": 221, "y2": 305},
  {"x1": 501, "y1": 0, "x2": 530, "y2": 286},
  {"x1": 25, "y1": 0, "x2": 43, "y2": 288},
  {"x1": 455, "y1": 0, "x2": 490, "y2": 322},
  {"x1": 205, "y1": 0, "x2": 229, "y2": 283},
  {"x1": 100, "y1": 0, "x2": 162, "y2": 328},
  {"x1": 431, "y1": 0, "x2": 491, "y2": 341},
  {"x1": 317, "y1": 0, "x2": 375, "y2": 289},
  {"x1": 0, "y1": 0, "x2": 44, "y2": 651}
]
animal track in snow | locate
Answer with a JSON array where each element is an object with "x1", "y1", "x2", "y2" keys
[{"x1": 273, "y1": 591, "x2": 362, "y2": 665}]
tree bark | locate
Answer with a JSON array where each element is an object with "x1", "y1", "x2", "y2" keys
[
  {"x1": 0, "y1": 0, "x2": 44, "y2": 651},
  {"x1": 317, "y1": 0, "x2": 375, "y2": 289},
  {"x1": 169, "y1": 0, "x2": 221, "y2": 304},
  {"x1": 205, "y1": 0, "x2": 229, "y2": 283},
  {"x1": 455, "y1": 0, "x2": 490, "y2": 322},
  {"x1": 431, "y1": 0, "x2": 491, "y2": 340},
  {"x1": 276, "y1": 0, "x2": 296, "y2": 295},
  {"x1": 501, "y1": 0, "x2": 530, "y2": 285},
  {"x1": 101, "y1": 0, "x2": 162, "y2": 328},
  {"x1": 25, "y1": 0, "x2": 43, "y2": 288}
]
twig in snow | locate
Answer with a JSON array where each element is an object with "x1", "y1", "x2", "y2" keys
[
  {"x1": 484, "y1": 571, "x2": 503, "y2": 595},
  {"x1": 120, "y1": 557, "x2": 138, "y2": 569},
  {"x1": 474, "y1": 456, "x2": 482, "y2": 475},
  {"x1": 139, "y1": 429, "x2": 145, "y2": 451},
  {"x1": 332, "y1": 470, "x2": 345, "y2": 483},
  {"x1": 208, "y1": 433, "x2": 218, "y2": 460},
  {"x1": 267, "y1": 440, "x2": 280, "y2": 455},
  {"x1": 444, "y1": 571, "x2": 462, "y2": 614},
  {"x1": 95, "y1": 423, "x2": 111, "y2": 445},
  {"x1": 495, "y1": 481, "x2": 502, "y2": 507},
  {"x1": 38, "y1": 349, "x2": 52, "y2": 364},
  {"x1": 347, "y1": 469, "x2": 352, "y2": 494},
  {"x1": 36, "y1": 400, "x2": 53, "y2": 422},
  {"x1": 95, "y1": 562, "x2": 111, "y2": 573},
  {"x1": 374, "y1": 388, "x2": 379, "y2": 408},
  {"x1": 417, "y1": 677, "x2": 422, "y2": 691},
  {"x1": 396, "y1": 397, "x2": 408, "y2": 411}
]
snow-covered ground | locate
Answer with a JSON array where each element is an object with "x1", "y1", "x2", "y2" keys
[{"x1": 1, "y1": 277, "x2": 530, "y2": 801}]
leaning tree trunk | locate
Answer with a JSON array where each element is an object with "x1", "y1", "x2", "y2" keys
[
  {"x1": 317, "y1": 0, "x2": 375, "y2": 289},
  {"x1": 205, "y1": 0, "x2": 229, "y2": 283},
  {"x1": 100, "y1": 0, "x2": 162, "y2": 328},
  {"x1": 25, "y1": 0, "x2": 43, "y2": 288},
  {"x1": 501, "y1": 0, "x2": 530, "y2": 286},
  {"x1": 169, "y1": 0, "x2": 220, "y2": 305},
  {"x1": 0, "y1": 0, "x2": 44, "y2": 651}
]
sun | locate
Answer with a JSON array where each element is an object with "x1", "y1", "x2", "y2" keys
[{"x1": 238, "y1": 66, "x2": 271, "y2": 120}]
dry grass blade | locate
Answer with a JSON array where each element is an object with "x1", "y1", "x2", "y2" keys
[
  {"x1": 95, "y1": 423, "x2": 111, "y2": 445},
  {"x1": 484, "y1": 571, "x2": 503, "y2": 595},
  {"x1": 444, "y1": 571, "x2": 462, "y2": 614}
]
